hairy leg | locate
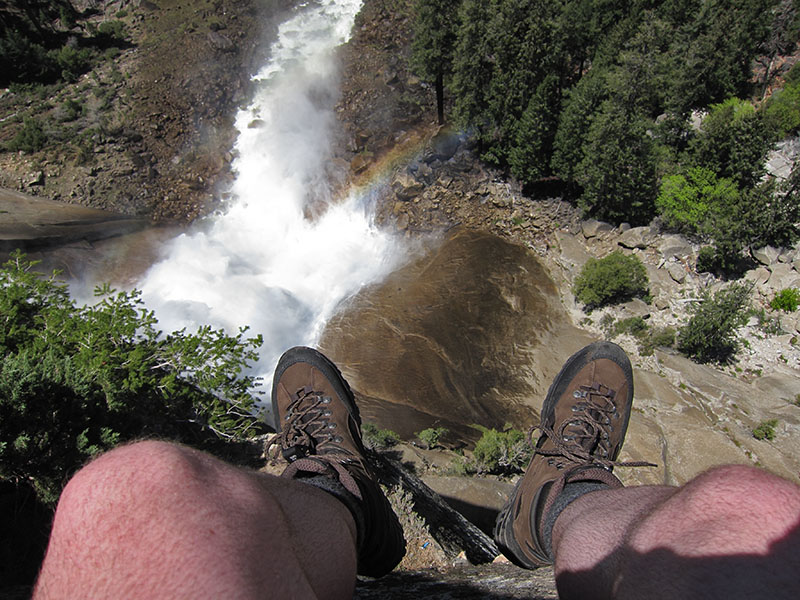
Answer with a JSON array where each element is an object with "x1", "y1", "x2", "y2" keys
[
  {"x1": 552, "y1": 465, "x2": 800, "y2": 600},
  {"x1": 34, "y1": 440, "x2": 358, "y2": 600}
]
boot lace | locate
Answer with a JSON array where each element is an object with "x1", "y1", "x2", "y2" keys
[
  {"x1": 267, "y1": 385, "x2": 351, "y2": 463},
  {"x1": 531, "y1": 382, "x2": 656, "y2": 471}
]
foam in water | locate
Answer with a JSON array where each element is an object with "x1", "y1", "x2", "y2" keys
[{"x1": 139, "y1": 0, "x2": 403, "y2": 401}]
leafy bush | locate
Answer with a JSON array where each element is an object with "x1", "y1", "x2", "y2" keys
[
  {"x1": 613, "y1": 316, "x2": 649, "y2": 338},
  {"x1": 763, "y1": 78, "x2": 800, "y2": 139},
  {"x1": 639, "y1": 327, "x2": 676, "y2": 356},
  {"x1": 603, "y1": 315, "x2": 674, "y2": 356},
  {"x1": 7, "y1": 117, "x2": 47, "y2": 153},
  {"x1": 97, "y1": 20, "x2": 128, "y2": 42},
  {"x1": 677, "y1": 282, "x2": 752, "y2": 363},
  {"x1": 696, "y1": 246, "x2": 719, "y2": 273},
  {"x1": 689, "y1": 98, "x2": 774, "y2": 189},
  {"x1": 417, "y1": 427, "x2": 448, "y2": 450},
  {"x1": 470, "y1": 425, "x2": 531, "y2": 475},
  {"x1": 362, "y1": 423, "x2": 400, "y2": 449},
  {"x1": 51, "y1": 44, "x2": 94, "y2": 82},
  {"x1": 0, "y1": 253, "x2": 264, "y2": 505},
  {"x1": 752, "y1": 419, "x2": 778, "y2": 441},
  {"x1": 573, "y1": 251, "x2": 649, "y2": 310},
  {"x1": 770, "y1": 288, "x2": 800, "y2": 312},
  {"x1": 656, "y1": 167, "x2": 739, "y2": 235}
]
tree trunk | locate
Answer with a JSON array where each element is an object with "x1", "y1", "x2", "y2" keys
[{"x1": 436, "y1": 70, "x2": 445, "y2": 125}]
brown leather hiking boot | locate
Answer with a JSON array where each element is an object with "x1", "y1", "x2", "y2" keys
[
  {"x1": 494, "y1": 341, "x2": 654, "y2": 569},
  {"x1": 269, "y1": 346, "x2": 405, "y2": 578}
]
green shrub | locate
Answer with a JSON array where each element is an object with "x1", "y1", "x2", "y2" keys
[
  {"x1": 470, "y1": 425, "x2": 532, "y2": 475},
  {"x1": 656, "y1": 167, "x2": 739, "y2": 235},
  {"x1": 614, "y1": 316, "x2": 649, "y2": 338},
  {"x1": 51, "y1": 44, "x2": 94, "y2": 82},
  {"x1": 696, "y1": 246, "x2": 719, "y2": 273},
  {"x1": 7, "y1": 117, "x2": 47, "y2": 153},
  {"x1": 639, "y1": 326, "x2": 676, "y2": 356},
  {"x1": 417, "y1": 427, "x2": 448, "y2": 450},
  {"x1": 770, "y1": 288, "x2": 800, "y2": 312},
  {"x1": 60, "y1": 98, "x2": 83, "y2": 122},
  {"x1": 97, "y1": 20, "x2": 128, "y2": 42},
  {"x1": 362, "y1": 423, "x2": 399, "y2": 449},
  {"x1": 677, "y1": 282, "x2": 752, "y2": 363},
  {"x1": 763, "y1": 79, "x2": 800, "y2": 139},
  {"x1": 573, "y1": 251, "x2": 649, "y2": 310},
  {"x1": 752, "y1": 419, "x2": 778, "y2": 441},
  {"x1": 0, "y1": 253, "x2": 264, "y2": 506}
]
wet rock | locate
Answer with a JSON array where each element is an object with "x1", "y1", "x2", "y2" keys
[
  {"x1": 427, "y1": 129, "x2": 460, "y2": 163},
  {"x1": 351, "y1": 154, "x2": 371, "y2": 174},
  {"x1": 207, "y1": 30, "x2": 236, "y2": 52},
  {"x1": 319, "y1": 228, "x2": 592, "y2": 440},
  {"x1": 392, "y1": 171, "x2": 424, "y2": 200}
]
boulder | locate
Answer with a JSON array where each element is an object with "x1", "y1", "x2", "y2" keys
[
  {"x1": 581, "y1": 219, "x2": 614, "y2": 239},
  {"x1": 767, "y1": 263, "x2": 800, "y2": 291},
  {"x1": 667, "y1": 262, "x2": 687, "y2": 284},
  {"x1": 658, "y1": 234, "x2": 694, "y2": 260},
  {"x1": 745, "y1": 266, "x2": 771, "y2": 286},
  {"x1": 618, "y1": 226, "x2": 652, "y2": 249},
  {"x1": 426, "y1": 129, "x2": 460, "y2": 163},
  {"x1": 753, "y1": 245, "x2": 781, "y2": 266},
  {"x1": 392, "y1": 172, "x2": 424, "y2": 200},
  {"x1": 620, "y1": 298, "x2": 651, "y2": 319}
]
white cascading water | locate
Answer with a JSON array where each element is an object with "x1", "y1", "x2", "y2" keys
[{"x1": 139, "y1": 0, "x2": 402, "y2": 403}]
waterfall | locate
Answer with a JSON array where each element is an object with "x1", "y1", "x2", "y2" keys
[{"x1": 139, "y1": 0, "x2": 403, "y2": 405}]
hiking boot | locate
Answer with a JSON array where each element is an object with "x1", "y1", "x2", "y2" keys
[
  {"x1": 494, "y1": 341, "x2": 653, "y2": 568},
  {"x1": 269, "y1": 346, "x2": 405, "y2": 577}
]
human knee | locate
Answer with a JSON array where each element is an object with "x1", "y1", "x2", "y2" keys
[
  {"x1": 681, "y1": 465, "x2": 800, "y2": 523},
  {"x1": 631, "y1": 464, "x2": 800, "y2": 556},
  {"x1": 57, "y1": 440, "x2": 204, "y2": 520}
]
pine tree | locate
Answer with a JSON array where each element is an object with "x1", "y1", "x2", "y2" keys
[{"x1": 410, "y1": 0, "x2": 461, "y2": 125}]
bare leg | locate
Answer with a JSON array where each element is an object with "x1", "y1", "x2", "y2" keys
[
  {"x1": 33, "y1": 440, "x2": 358, "y2": 600},
  {"x1": 552, "y1": 465, "x2": 800, "y2": 600}
]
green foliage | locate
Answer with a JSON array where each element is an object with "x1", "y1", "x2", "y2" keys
[
  {"x1": 689, "y1": 98, "x2": 774, "y2": 189},
  {"x1": 0, "y1": 253, "x2": 264, "y2": 505},
  {"x1": 762, "y1": 77, "x2": 800, "y2": 139},
  {"x1": 696, "y1": 245, "x2": 720, "y2": 273},
  {"x1": 470, "y1": 425, "x2": 532, "y2": 475},
  {"x1": 614, "y1": 316, "x2": 649, "y2": 338},
  {"x1": 603, "y1": 314, "x2": 675, "y2": 356},
  {"x1": 656, "y1": 167, "x2": 739, "y2": 235},
  {"x1": 574, "y1": 100, "x2": 658, "y2": 224},
  {"x1": 410, "y1": 0, "x2": 459, "y2": 123},
  {"x1": 770, "y1": 288, "x2": 800, "y2": 312},
  {"x1": 97, "y1": 20, "x2": 128, "y2": 42},
  {"x1": 7, "y1": 117, "x2": 47, "y2": 153},
  {"x1": 362, "y1": 423, "x2": 400, "y2": 449},
  {"x1": 60, "y1": 97, "x2": 84, "y2": 122},
  {"x1": 640, "y1": 326, "x2": 676, "y2": 356},
  {"x1": 573, "y1": 251, "x2": 649, "y2": 310},
  {"x1": 51, "y1": 44, "x2": 94, "y2": 82},
  {"x1": 677, "y1": 282, "x2": 752, "y2": 363},
  {"x1": 752, "y1": 419, "x2": 778, "y2": 441},
  {"x1": 417, "y1": 426, "x2": 448, "y2": 450}
]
